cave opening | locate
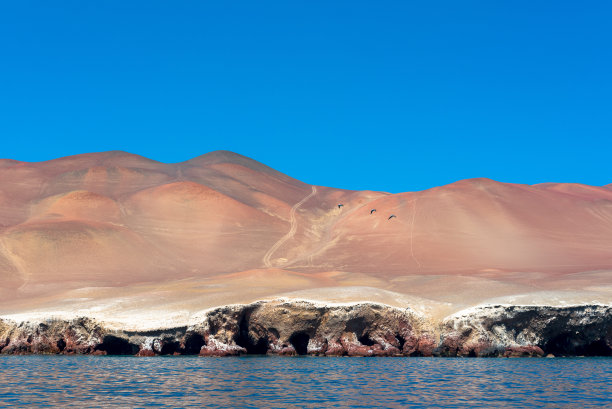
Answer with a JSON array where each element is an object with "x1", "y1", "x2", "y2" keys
[
  {"x1": 160, "y1": 340, "x2": 181, "y2": 355},
  {"x1": 289, "y1": 332, "x2": 310, "y2": 355},
  {"x1": 544, "y1": 333, "x2": 612, "y2": 356},
  {"x1": 396, "y1": 335, "x2": 406, "y2": 351},
  {"x1": 184, "y1": 333, "x2": 205, "y2": 355},
  {"x1": 234, "y1": 334, "x2": 268, "y2": 354},
  {"x1": 56, "y1": 338, "x2": 66, "y2": 352},
  {"x1": 358, "y1": 333, "x2": 376, "y2": 347},
  {"x1": 345, "y1": 317, "x2": 366, "y2": 334},
  {"x1": 234, "y1": 311, "x2": 269, "y2": 354},
  {"x1": 251, "y1": 338, "x2": 269, "y2": 354},
  {"x1": 98, "y1": 335, "x2": 139, "y2": 355}
]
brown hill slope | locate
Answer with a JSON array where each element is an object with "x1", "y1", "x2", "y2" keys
[{"x1": 0, "y1": 151, "x2": 610, "y2": 327}]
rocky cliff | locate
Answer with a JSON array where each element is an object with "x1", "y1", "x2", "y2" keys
[
  {"x1": 440, "y1": 304, "x2": 612, "y2": 357},
  {"x1": 1, "y1": 301, "x2": 610, "y2": 357}
]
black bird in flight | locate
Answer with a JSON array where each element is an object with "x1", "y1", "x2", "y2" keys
[
  {"x1": 388, "y1": 214, "x2": 396, "y2": 220},
  {"x1": 370, "y1": 209, "x2": 376, "y2": 214}
]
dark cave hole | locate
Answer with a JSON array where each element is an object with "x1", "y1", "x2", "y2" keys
[
  {"x1": 184, "y1": 333, "x2": 205, "y2": 355},
  {"x1": 160, "y1": 340, "x2": 181, "y2": 355},
  {"x1": 251, "y1": 338, "x2": 269, "y2": 354},
  {"x1": 234, "y1": 312, "x2": 269, "y2": 354},
  {"x1": 358, "y1": 333, "x2": 376, "y2": 347},
  {"x1": 98, "y1": 335, "x2": 139, "y2": 355},
  {"x1": 234, "y1": 334, "x2": 268, "y2": 354},
  {"x1": 396, "y1": 335, "x2": 406, "y2": 351},
  {"x1": 56, "y1": 338, "x2": 66, "y2": 352},
  {"x1": 289, "y1": 332, "x2": 310, "y2": 355},
  {"x1": 544, "y1": 333, "x2": 612, "y2": 356},
  {"x1": 345, "y1": 317, "x2": 366, "y2": 334}
]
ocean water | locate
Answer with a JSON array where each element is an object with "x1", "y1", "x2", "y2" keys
[{"x1": 0, "y1": 356, "x2": 610, "y2": 408}]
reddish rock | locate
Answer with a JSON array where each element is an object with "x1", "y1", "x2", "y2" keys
[
  {"x1": 503, "y1": 346, "x2": 544, "y2": 358},
  {"x1": 1, "y1": 341, "x2": 30, "y2": 355},
  {"x1": 324, "y1": 340, "x2": 345, "y2": 356},
  {"x1": 382, "y1": 333, "x2": 397, "y2": 346},
  {"x1": 276, "y1": 346, "x2": 297, "y2": 356},
  {"x1": 340, "y1": 333, "x2": 373, "y2": 356},
  {"x1": 199, "y1": 339, "x2": 246, "y2": 357},
  {"x1": 371, "y1": 344, "x2": 395, "y2": 357},
  {"x1": 305, "y1": 336, "x2": 327, "y2": 355},
  {"x1": 439, "y1": 333, "x2": 461, "y2": 356},
  {"x1": 416, "y1": 336, "x2": 436, "y2": 357},
  {"x1": 199, "y1": 348, "x2": 239, "y2": 357},
  {"x1": 459, "y1": 339, "x2": 494, "y2": 357},
  {"x1": 136, "y1": 348, "x2": 156, "y2": 357},
  {"x1": 380, "y1": 346, "x2": 401, "y2": 356},
  {"x1": 402, "y1": 335, "x2": 420, "y2": 355},
  {"x1": 346, "y1": 344, "x2": 373, "y2": 357}
]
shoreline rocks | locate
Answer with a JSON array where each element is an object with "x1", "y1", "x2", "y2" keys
[
  {"x1": 439, "y1": 304, "x2": 612, "y2": 357},
  {"x1": 0, "y1": 302, "x2": 610, "y2": 357}
]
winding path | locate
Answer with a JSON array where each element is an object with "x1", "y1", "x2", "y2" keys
[{"x1": 263, "y1": 185, "x2": 317, "y2": 268}]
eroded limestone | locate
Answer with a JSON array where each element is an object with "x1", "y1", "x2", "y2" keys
[{"x1": 0, "y1": 302, "x2": 610, "y2": 357}]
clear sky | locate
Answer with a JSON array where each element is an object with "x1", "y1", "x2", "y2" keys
[{"x1": 1, "y1": 1, "x2": 610, "y2": 192}]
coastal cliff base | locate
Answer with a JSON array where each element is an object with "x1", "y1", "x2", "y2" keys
[{"x1": 1, "y1": 302, "x2": 610, "y2": 357}]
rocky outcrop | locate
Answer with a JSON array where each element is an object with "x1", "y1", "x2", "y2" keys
[
  {"x1": 0, "y1": 317, "x2": 106, "y2": 355},
  {"x1": 194, "y1": 301, "x2": 434, "y2": 357},
  {"x1": 439, "y1": 305, "x2": 612, "y2": 357},
  {"x1": 0, "y1": 318, "x2": 199, "y2": 356},
  {"x1": 0, "y1": 302, "x2": 610, "y2": 357}
]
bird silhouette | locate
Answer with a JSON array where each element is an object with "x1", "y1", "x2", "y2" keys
[
  {"x1": 388, "y1": 214, "x2": 396, "y2": 220},
  {"x1": 370, "y1": 209, "x2": 376, "y2": 214}
]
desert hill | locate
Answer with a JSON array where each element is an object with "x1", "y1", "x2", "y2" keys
[{"x1": 0, "y1": 151, "x2": 611, "y2": 328}]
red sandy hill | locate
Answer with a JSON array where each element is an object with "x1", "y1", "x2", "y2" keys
[{"x1": 0, "y1": 151, "x2": 611, "y2": 320}]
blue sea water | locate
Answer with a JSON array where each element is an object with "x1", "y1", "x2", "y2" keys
[{"x1": 0, "y1": 356, "x2": 610, "y2": 408}]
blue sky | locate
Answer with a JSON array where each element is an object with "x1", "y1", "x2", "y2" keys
[{"x1": 1, "y1": 1, "x2": 610, "y2": 192}]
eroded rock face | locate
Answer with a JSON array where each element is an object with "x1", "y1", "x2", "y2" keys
[
  {"x1": 439, "y1": 305, "x2": 612, "y2": 357},
  {"x1": 0, "y1": 317, "x2": 105, "y2": 355},
  {"x1": 194, "y1": 301, "x2": 433, "y2": 357},
  {"x1": 1, "y1": 302, "x2": 610, "y2": 357}
]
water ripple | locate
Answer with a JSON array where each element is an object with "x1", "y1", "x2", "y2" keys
[{"x1": 0, "y1": 356, "x2": 610, "y2": 408}]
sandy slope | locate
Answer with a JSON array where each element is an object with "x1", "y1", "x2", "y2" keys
[{"x1": 0, "y1": 150, "x2": 611, "y2": 329}]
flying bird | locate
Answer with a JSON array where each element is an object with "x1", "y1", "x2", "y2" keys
[
  {"x1": 370, "y1": 209, "x2": 376, "y2": 214},
  {"x1": 388, "y1": 214, "x2": 396, "y2": 220}
]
